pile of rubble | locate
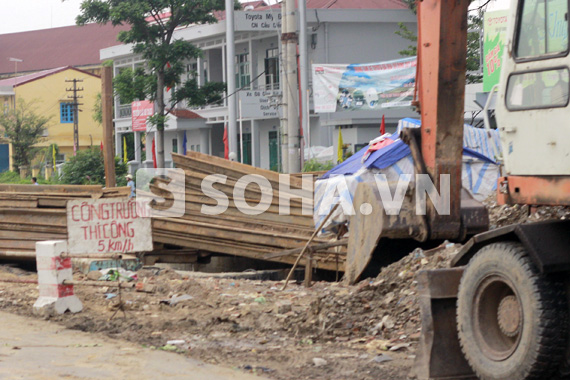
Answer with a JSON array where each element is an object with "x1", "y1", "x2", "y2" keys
[
  {"x1": 299, "y1": 244, "x2": 459, "y2": 345},
  {"x1": 485, "y1": 196, "x2": 570, "y2": 229}
]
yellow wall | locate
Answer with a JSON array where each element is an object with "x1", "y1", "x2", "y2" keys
[{"x1": 14, "y1": 68, "x2": 103, "y2": 160}]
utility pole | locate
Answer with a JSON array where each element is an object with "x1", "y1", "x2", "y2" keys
[
  {"x1": 65, "y1": 79, "x2": 84, "y2": 155},
  {"x1": 101, "y1": 66, "x2": 116, "y2": 187},
  {"x1": 225, "y1": 0, "x2": 238, "y2": 160},
  {"x1": 299, "y1": 0, "x2": 309, "y2": 166},
  {"x1": 284, "y1": 0, "x2": 300, "y2": 173},
  {"x1": 280, "y1": 0, "x2": 301, "y2": 173},
  {"x1": 280, "y1": 0, "x2": 289, "y2": 173}
]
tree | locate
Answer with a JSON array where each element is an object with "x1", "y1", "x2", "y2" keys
[
  {"x1": 0, "y1": 99, "x2": 50, "y2": 172},
  {"x1": 77, "y1": 0, "x2": 230, "y2": 167},
  {"x1": 60, "y1": 148, "x2": 128, "y2": 186}
]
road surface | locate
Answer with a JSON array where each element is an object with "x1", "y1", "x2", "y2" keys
[{"x1": 0, "y1": 311, "x2": 266, "y2": 380}]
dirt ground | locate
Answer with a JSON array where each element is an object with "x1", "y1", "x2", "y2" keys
[
  {"x1": 0, "y1": 310, "x2": 267, "y2": 380},
  {"x1": 0, "y1": 258, "x2": 427, "y2": 380},
  {"x1": 0, "y1": 198, "x2": 567, "y2": 380}
]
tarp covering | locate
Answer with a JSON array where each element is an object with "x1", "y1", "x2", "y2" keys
[
  {"x1": 397, "y1": 118, "x2": 501, "y2": 162},
  {"x1": 314, "y1": 120, "x2": 502, "y2": 232}
]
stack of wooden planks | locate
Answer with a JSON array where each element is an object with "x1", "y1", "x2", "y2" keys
[
  {"x1": 149, "y1": 152, "x2": 346, "y2": 272},
  {"x1": 0, "y1": 156, "x2": 346, "y2": 272},
  {"x1": 0, "y1": 185, "x2": 130, "y2": 260}
]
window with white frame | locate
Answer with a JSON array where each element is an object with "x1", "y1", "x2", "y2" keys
[{"x1": 265, "y1": 48, "x2": 279, "y2": 90}]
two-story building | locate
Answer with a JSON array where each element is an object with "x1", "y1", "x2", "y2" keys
[
  {"x1": 0, "y1": 22, "x2": 130, "y2": 173},
  {"x1": 0, "y1": 67, "x2": 103, "y2": 172},
  {"x1": 100, "y1": 0, "x2": 418, "y2": 171}
]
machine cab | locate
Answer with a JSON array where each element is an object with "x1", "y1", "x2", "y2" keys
[{"x1": 494, "y1": 0, "x2": 570, "y2": 204}]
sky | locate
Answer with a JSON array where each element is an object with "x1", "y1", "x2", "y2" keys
[
  {"x1": 0, "y1": 0, "x2": 511, "y2": 35},
  {"x1": 0, "y1": 0, "x2": 83, "y2": 35}
]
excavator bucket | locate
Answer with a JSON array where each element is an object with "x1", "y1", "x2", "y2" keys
[
  {"x1": 345, "y1": 181, "x2": 429, "y2": 284},
  {"x1": 345, "y1": 182, "x2": 488, "y2": 284}
]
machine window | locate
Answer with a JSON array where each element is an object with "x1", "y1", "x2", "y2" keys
[
  {"x1": 516, "y1": 0, "x2": 568, "y2": 58},
  {"x1": 506, "y1": 67, "x2": 569, "y2": 109}
]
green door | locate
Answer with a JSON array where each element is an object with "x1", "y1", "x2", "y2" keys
[
  {"x1": 269, "y1": 131, "x2": 280, "y2": 172},
  {"x1": 238, "y1": 133, "x2": 252, "y2": 165}
]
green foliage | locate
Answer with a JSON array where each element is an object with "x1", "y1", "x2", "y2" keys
[
  {"x1": 395, "y1": 23, "x2": 417, "y2": 57},
  {"x1": 303, "y1": 159, "x2": 335, "y2": 173},
  {"x1": 0, "y1": 99, "x2": 51, "y2": 172},
  {"x1": 93, "y1": 93, "x2": 102, "y2": 125},
  {"x1": 0, "y1": 171, "x2": 55, "y2": 185},
  {"x1": 0, "y1": 171, "x2": 30, "y2": 184},
  {"x1": 60, "y1": 148, "x2": 128, "y2": 186},
  {"x1": 466, "y1": 12, "x2": 483, "y2": 83},
  {"x1": 395, "y1": 3, "x2": 483, "y2": 84},
  {"x1": 77, "y1": 0, "x2": 236, "y2": 134}
]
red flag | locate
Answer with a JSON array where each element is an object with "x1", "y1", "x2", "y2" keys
[
  {"x1": 223, "y1": 124, "x2": 229, "y2": 160},
  {"x1": 100, "y1": 141, "x2": 103, "y2": 151},
  {"x1": 151, "y1": 138, "x2": 157, "y2": 168},
  {"x1": 380, "y1": 114, "x2": 386, "y2": 135}
]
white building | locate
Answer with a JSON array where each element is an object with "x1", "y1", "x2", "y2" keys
[{"x1": 100, "y1": 0, "x2": 418, "y2": 171}]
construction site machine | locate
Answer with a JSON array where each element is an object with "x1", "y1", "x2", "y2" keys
[{"x1": 344, "y1": 0, "x2": 570, "y2": 378}]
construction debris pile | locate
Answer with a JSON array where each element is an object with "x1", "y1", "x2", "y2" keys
[
  {"x1": 0, "y1": 185, "x2": 129, "y2": 261},
  {"x1": 149, "y1": 151, "x2": 346, "y2": 272},
  {"x1": 485, "y1": 195, "x2": 570, "y2": 229}
]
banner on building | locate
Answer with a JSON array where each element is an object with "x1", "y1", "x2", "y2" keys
[
  {"x1": 132, "y1": 100, "x2": 154, "y2": 132},
  {"x1": 483, "y1": 10, "x2": 508, "y2": 92},
  {"x1": 311, "y1": 57, "x2": 416, "y2": 113}
]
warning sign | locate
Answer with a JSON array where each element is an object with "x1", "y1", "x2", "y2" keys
[{"x1": 66, "y1": 198, "x2": 152, "y2": 255}]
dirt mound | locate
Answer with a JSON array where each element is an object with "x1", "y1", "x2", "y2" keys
[{"x1": 300, "y1": 244, "x2": 459, "y2": 348}]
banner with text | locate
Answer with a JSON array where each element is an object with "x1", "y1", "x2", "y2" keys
[
  {"x1": 311, "y1": 57, "x2": 416, "y2": 113},
  {"x1": 483, "y1": 10, "x2": 508, "y2": 92},
  {"x1": 132, "y1": 100, "x2": 154, "y2": 132}
]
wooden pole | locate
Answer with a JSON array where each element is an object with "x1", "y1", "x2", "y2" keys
[
  {"x1": 102, "y1": 66, "x2": 116, "y2": 187},
  {"x1": 303, "y1": 253, "x2": 313, "y2": 287},
  {"x1": 281, "y1": 203, "x2": 339, "y2": 290}
]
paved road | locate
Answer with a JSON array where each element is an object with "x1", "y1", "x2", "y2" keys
[{"x1": 0, "y1": 311, "x2": 266, "y2": 380}]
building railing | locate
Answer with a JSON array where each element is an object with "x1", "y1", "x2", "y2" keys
[{"x1": 118, "y1": 104, "x2": 132, "y2": 119}]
